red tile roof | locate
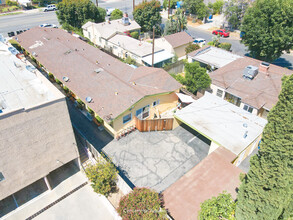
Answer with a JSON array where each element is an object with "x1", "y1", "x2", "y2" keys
[
  {"x1": 163, "y1": 147, "x2": 242, "y2": 220},
  {"x1": 163, "y1": 31, "x2": 194, "y2": 48},
  {"x1": 16, "y1": 28, "x2": 181, "y2": 122},
  {"x1": 210, "y1": 57, "x2": 292, "y2": 110}
]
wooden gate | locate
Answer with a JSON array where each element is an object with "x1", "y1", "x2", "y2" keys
[{"x1": 135, "y1": 117, "x2": 174, "y2": 132}]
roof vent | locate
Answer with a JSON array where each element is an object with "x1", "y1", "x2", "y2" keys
[
  {"x1": 115, "y1": 92, "x2": 118, "y2": 95},
  {"x1": 63, "y1": 76, "x2": 69, "y2": 82},
  {"x1": 243, "y1": 131, "x2": 248, "y2": 139},
  {"x1": 95, "y1": 68, "x2": 103, "y2": 73},
  {"x1": 85, "y1": 96, "x2": 92, "y2": 103},
  {"x1": 243, "y1": 65, "x2": 258, "y2": 80},
  {"x1": 64, "y1": 50, "x2": 72, "y2": 55},
  {"x1": 132, "y1": 82, "x2": 136, "y2": 85},
  {"x1": 32, "y1": 52, "x2": 38, "y2": 57}
]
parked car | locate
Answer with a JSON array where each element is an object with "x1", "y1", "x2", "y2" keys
[
  {"x1": 193, "y1": 38, "x2": 206, "y2": 46},
  {"x1": 43, "y1": 4, "x2": 57, "y2": 12},
  {"x1": 106, "y1": 7, "x2": 115, "y2": 16},
  {"x1": 212, "y1": 29, "x2": 230, "y2": 37},
  {"x1": 39, "y1": 23, "x2": 57, "y2": 28},
  {"x1": 8, "y1": 47, "x2": 20, "y2": 56}
]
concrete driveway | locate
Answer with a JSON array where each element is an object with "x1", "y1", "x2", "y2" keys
[{"x1": 103, "y1": 125, "x2": 211, "y2": 192}]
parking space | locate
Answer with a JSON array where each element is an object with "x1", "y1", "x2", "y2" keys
[{"x1": 103, "y1": 125, "x2": 211, "y2": 192}]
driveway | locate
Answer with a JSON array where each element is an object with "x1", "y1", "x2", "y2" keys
[{"x1": 103, "y1": 125, "x2": 211, "y2": 192}]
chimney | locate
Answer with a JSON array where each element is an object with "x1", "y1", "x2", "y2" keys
[
  {"x1": 124, "y1": 13, "x2": 128, "y2": 18},
  {"x1": 259, "y1": 62, "x2": 270, "y2": 76}
]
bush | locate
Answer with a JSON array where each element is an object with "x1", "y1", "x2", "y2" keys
[
  {"x1": 85, "y1": 157, "x2": 118, "y2": 197},
  {"x1": 95, "y1": 115, "x2": 104, "y2": 124},
  {"x1": 63, "y1": 86, "x2": 69, "y2": 93},
  {"x1": 219, "y1": 42, "x2": 232, "y2": 51},
  {"x1": 130, "y1": 31, "x2": 139, "y2": 39},
  {"x1": 87, "y1": 107, "x2": 94, "y2": 115},
  {"x1": 125, "y1": 56, "x2": 136, "y2": 65},
  {"x1": 110, "y1": 8, "x2": 123, "y2": 20},
  {"x1": 55, "y1": 78, "x2": 62, "y2": 85},
  {"x1": 76, "y1": 98, "x2": 85, "y2": 109},
  {"x1": 185, "y1": 43, "x2": 200, "y2": 55},
  {"x1": 117, "y1": 187, "x2": 168, "y2": 220},
  {"x1": 7, "y1": 0, "x2": 18, "y2": 6}
]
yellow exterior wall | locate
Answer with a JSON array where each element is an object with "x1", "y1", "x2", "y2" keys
[
  {"x1": 174, "y1": 44, "x2": 190, "y2": 58},
  {"x1": 233, "y1": 134, "x2": 262, "y2": 166},
  {"x1": 112, "y1": 91, "x2": 179, "y2": 135}
]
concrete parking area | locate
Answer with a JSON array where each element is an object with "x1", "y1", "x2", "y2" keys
[{"x1": 103, "y1": 125, "x2": 211, "y2": 192}]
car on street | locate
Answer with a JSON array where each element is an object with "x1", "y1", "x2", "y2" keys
[
  {"x1": 193, "y1": 38, "x2": 206, "y2": 46},
  {"x1": 106, "y1": 7, "x2": 115, "y2": 16},
  {"x1": 39, "y1": 23, "x2": 57, "y2": 28},
  {"x1": 212, "y1": 29, "x2": 230, "y2": 37},
  {"x1": 43, "y1": 4, "x2": 57, "y2": 12}
]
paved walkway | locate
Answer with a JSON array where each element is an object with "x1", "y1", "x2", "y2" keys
[{"x1": 103, "y1": 125, "x2": 211, "y2": 192}]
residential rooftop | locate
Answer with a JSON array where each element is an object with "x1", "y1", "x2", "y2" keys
[
  {"x1": 0, "y1": 41, "x2": 63, "y2": 115},
  {"x1": 163, "y1": 31, "x2": 194, "y2": 48},
  {"x1": 175, "y1": 92, "x2": 267, "y2": 155},
  {"x1": 82, "y1": 18, "x2": 141, "y2": 40},
  {"x1": 210, "y1": 57, "x2": 292, "y2": 110},
  {"x1": 163, "y1": 147, "x2": 243, "y2": 220},
  {"x1": 108, "y1": 34, "x2": 163, "y2": 57},
  {"x1": 16, "y1": 28, "x2": 181, "y2": 122},
  {"x1": 188, "y1": 45, "x2": 242, "y2": 68}
]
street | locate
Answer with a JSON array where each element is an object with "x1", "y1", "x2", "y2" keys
[{"x1": 0, "y1": 5, "x2": 292, "y2": 69}]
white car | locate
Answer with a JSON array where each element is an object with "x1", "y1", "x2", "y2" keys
[
  {"x1": 43, "y1": 4, "x2": 57, "y2": 12},
  {"x1": 193, "y1": 38, "x2": 206, "y2": 46},
  {"x1": 39, "y1": 23, "x2": 57, "y2": 28},
  {"x1": 106, "y1": 8, "x2": 115, "y2": 16}
]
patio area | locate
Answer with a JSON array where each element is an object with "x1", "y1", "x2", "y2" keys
[{"x1": 102, "y1": 125, "x2": 211, "y2": 192}]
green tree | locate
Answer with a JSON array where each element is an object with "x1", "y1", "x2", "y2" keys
[
  {"x1": 199, "y1": 192, "x2": 236, "y2": 220},
  {"x1": 236, "y1": 75, "x2": 293, "y2": 219},
  {"x1": 212, "y1": 0, "x2": 224, "y2": 15},
  {"x1": 110, "y1": 8, "x2": 123, "y2": 20},
  {"x1": 163, "y1": 0, "x2": 176, "y2": 10},
  {"x1": 240, "y1": 0, "x2": 293, "y2": 62},
  {"x1": 183, "y1": 0, "x2": 209, "y2": 20},
  {"x1": 85, "y1": 156, "x2": 118, "y2": 196},
  {"x1": 224, "y1": 0, "x2": 249, "y2": 30},
  {"x1": 133, "y1": 0, "x2": 162, "y2": 33},
  {"x1": 56, "y1": 0, "x2": 106, "y2": 29},
  {"x1": 164, "y1": 9, "x2": 187, "y2": 35},
  {"x1": 185, "y1": 43, "x2": 200, "y2": 55},
  {"x1": 117, "y1": 187, "x2": 168, "y2": 220},
  {"x1": 184, "y1": 61, "x2": 211, "y2": 93}
]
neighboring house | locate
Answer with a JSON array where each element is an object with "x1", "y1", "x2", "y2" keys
[
  {"x1": 155, "y1": 31, "x2": 194, "y2": 58},
  {"x1": 16, "y1": 27, "x2": 181, "y2": 138},
  {"x1": 107, "y1": 34, "x2": 173, "y2": 67},
  {"x1": 163, "y1": 147, "x2": 243, "y2": 220},
  {"x1": 175, "y1": 92, "x2": 267, "y2": 166},
  {"x1": 187, "y1": 45, "x2": 242, "y2": 70},
  {"x1": 209, "y1": 57, "x2": 293, "y2": 118},
  {"x1": 82, "y1": 13, "x2": 141, "y2": 49},
  {"x1": 17, "y1": 0, "x2": 32, "y2": 7},
  {"x1": 0, "y1": 42, "x2": 79, "y2": 212}
]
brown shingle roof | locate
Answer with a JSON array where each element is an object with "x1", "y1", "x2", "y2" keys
[
  {"x1": 163, "y1": 31, "x2": 194, "y2": 48},
  {"x1": 163, "y1": 147, "x2": 242, "y2": 220},
  {"x1": 16, "y1": 28, "x2": 181, "y2": 122},
  {"x1": 210, "y1": 57, "x2": 292, "y2": 110}
]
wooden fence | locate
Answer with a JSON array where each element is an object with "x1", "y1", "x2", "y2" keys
[{"x1": 135, "y1": 117, "x2": 174, "y2": 132}]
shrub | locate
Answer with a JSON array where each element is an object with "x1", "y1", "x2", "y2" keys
[
  {"x1": 95, "y1": 115, "x2": 104, "y2": 124},
  {"x1": 125, "y1": 56, "x2": 136, "y2": 65},
  {"x1": 63, "y1": 86, "x2": 69, "y2": 93},
  {"x1": 130, "y1": 31, "x2": 139, "y2": 39},
  {"x1": 219, "y1": 42, "x2": 232, "y2": 51},
  {"x1": 48, "y1": 72, "x2": 54, "y2": 79},
  {"x1": 7, "y1": 0, "x2": 18, "y2": 6},
  {"x1": 185, "y1": 43, "x2": 200, "y2": 55},
  {"x1": 87, "y1": 107, "x2": 94, "y2": 115},
  {"x1": 76, "y1": 98, "x2": 85, "y2": 109},
  {"x1": 110, "y1": 8, "x2": 123, "y2": 20},
  {"x1": 117, "y1": 187, "x2": 168, "y2": 220},
  {"x1": 55, "y1": 78, "x2": 62, "y2": 85},
  {"x1": 85, "y1": 156, "x2": 118, "y2": 197}
]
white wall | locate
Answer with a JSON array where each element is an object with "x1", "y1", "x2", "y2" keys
[{"x1": 155, "y1": 38, "x2": 174, "y2": 54}]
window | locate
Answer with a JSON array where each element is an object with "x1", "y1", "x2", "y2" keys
[
  {"x1": 136, "y1": 105, "x2": 150, "y2": 120},
  {"x1": 243, "y1": 104, "x2": 253, "y2": 113},
  {"x1": 153, "y1": 100, "x2": 160, "y2": 107},
  {"x1": 216, "y1": 89, "x2": 223, "y2": 98},
  {"x1": 113, "y1": 46, "x2": 118, "y2": 50},
  {"x1": 123, "y1": 113, "x2": 132, "y2": 124}
]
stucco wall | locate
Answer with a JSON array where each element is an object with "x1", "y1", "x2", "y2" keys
[
  {"x1": 174, "y1": 44, "x2": 189, "y2": 58},
  {"x1": 112, "y1": 92, "x2": 179, "y2": 135},
  {"x1": 155, "y1": 38, "x2": 174, "y2": 54}
]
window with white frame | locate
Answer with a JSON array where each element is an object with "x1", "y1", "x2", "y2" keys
[
  {"x1": 136, "y1": 105, "x2": 150, "y2": 120},
  {"x1": 243, "y1": 104, "x2": 253, "y2": 113},
  {"x1": 216, "y1": 89, "x2": 223, "y2": 97},
  {"x1": 123, "y1": 113, "x2": 132, "y2": 124},
  {"x1": 153, "y1": 99, "x2": 160, "y2": 107}
]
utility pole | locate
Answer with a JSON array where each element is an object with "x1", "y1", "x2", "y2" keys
[
  {"x1": 152, "y1": 25, "x2": 155, "y2": 67},
  {"x1": 96, "y1": 0, "x2": 98, "y2": 7},
  {"x1": 133, "y1": 0, "x2": 135, "y2": 12},
  {"x1": 168, "y1": 0, "x2": 170, "y2": 18}
]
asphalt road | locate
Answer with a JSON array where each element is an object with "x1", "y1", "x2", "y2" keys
[{"x1": 0, "y1": 7, "x2": 292, "y2": 69}]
